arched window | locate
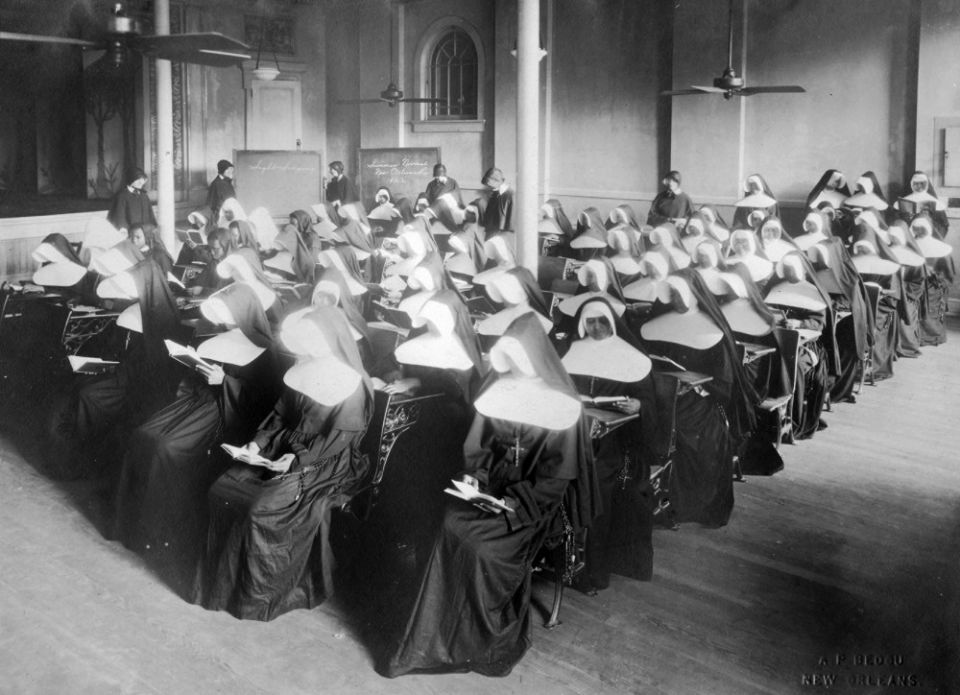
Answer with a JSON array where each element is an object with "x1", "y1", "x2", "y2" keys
[{"x1": 427, "y1": 27, "x2": 478, "y2": 120}]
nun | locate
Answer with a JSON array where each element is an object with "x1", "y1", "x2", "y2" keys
[
  {"x1": 194, "y1": 306, "x2": 374, "y2": 621},
  {"x1": 895, "y1": 171, "x2": 949, "y2": 239},
  {"x1": 569, "y1": 207, "x2": 610, "y2": 261},
  {"x1": 909, "y1": 213, "x2": 954, "y2": 345},
  {"x1": 42, "y1": 254, "x2": 184, "y2": 479},
  {"x1": 851, "y1": 227, "x2": 903, "y2": 381},
  {"x1": 477, "y1": 267, "x2": 555, "y2": 344},
  {"x1": 637, "y1": 273, "x2": 750, "y2": 527},
  {"x1": 886, "y1": 220, "x2": 928, "y2": 358},
  {"x1": 111, "y1": 282, "x2": 282, "y2": 591},
  {"x1": 31, "y1": 233, "x2": 99, "y2": 304},
  {"x1": 732, "y1": 174, "x2": 779, "y2": 229},
  {"x1": 726, "y1": 228, "x2": 774, "y2": 287},
  {"x1": 800, "y1": 212, "x2": 875, "y2": 404},
  {"x1": 806, "y1": 169, "x2": 852, "y2": 211},
  {"x1": 763, "y1": 253, "x2": 832, "y2": 440},
  {"x1": 561, "y1": 296, "x2": 656, "y2": 591},
  {"x1": 381, "y1": 313, "x2": 597, "y2": 678}
]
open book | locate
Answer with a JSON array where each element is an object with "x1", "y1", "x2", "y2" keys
[
  {"x1": 164, "y1": 339, "x2": 215, "y2": 375},
  {"x1": 579, "y1": 394, "x2": 629, "y2": 408},
  {"x1": 175, "y1": 229, "x2": 206, "y2": 245},
  {"x1": 67, "y1": 355, "x2": 119, "y2": 375},
  {"x1": 444, "y1": 479, "x2": 512, "y2": 513},
  {"x1": 220, "y1": 443, "x2": 277, "y2": 468}
]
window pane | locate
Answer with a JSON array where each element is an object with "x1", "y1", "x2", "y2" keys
[{"x1": 428, "y1": 27, "x2": 478, "y2": 120}]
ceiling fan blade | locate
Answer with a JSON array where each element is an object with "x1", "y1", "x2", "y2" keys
[
  {"x1": 0, "y1": 30, "x2": 100, "y2": 49},
  {"x1": 690, "y1": 85, "x2": 727, "y2": 93},
  {"x1": 398, "y1": 98, "x2": 445, "y2": 103},
  {"x1": 337, "y1": 98, "x2": 387, "y2": 105},
  {"x1": 738, "y1": 85, "x2": 806, "y2": 96},
  {"x1": 660, "y1": 88, "x2": 713, "y2": 97},
  {"x1": 131, "y1": 33, "x2": 251, "y2": 67}
]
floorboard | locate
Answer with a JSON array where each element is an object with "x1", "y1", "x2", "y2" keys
[{"x1": 2, "y1": 318, "x2": 959, "y2": 694}]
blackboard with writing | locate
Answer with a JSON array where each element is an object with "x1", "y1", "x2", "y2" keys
[
  {"x1": 358, "y1": 148, "x2": 440, "y2": 210},
  {"x1": 233, "y1": 150, "x2": 323, "y2": 218}
]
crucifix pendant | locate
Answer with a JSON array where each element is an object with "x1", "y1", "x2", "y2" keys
[{"x1": 509, "y1": 435, "x2": 527, "y2": 467}]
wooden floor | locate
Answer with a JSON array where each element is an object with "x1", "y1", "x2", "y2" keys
[{"x1": 2, "y1": 319, "x2": 959, "y2": 694}]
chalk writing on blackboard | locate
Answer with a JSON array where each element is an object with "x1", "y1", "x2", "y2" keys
[{"x1": 249, "y1": 159, "x2": 318, "y2": 174}]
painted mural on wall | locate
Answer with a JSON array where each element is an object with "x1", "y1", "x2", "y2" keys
[{"x1": 84, "y1": 57, "x2": 136, "y2": 199}]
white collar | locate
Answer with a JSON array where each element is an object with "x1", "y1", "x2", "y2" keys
[
  {"x1": 640, "y1": 309, "x2": 724, "y2": 349},
  {"x1": 475, "y1": 377, "x2": 582, "y2": 430},
  {"x1": 562, "y1": 336, "x2": 651, "y2": 382}
]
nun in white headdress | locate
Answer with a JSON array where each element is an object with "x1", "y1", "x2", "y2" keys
[
  {"x1": 561, "y1": 296, "x2": 655, "y2": 591},
  {"x1": 732, "y1": 174, "x2": 779, "y2": 229},
  {"x1": 195, "y1": 305, "x2": 373, "y2": 622},
  {"x1": 909, "y1": 213, "x2": 954, "y2": 346},
  {"x1": 895, "y1": 171, "x2": 949, "y2": 239},
  {"x1": 111, "y1": 281, "x2": 282, "y2": 590},
  {"x1": 382, "y1": 312, "x2": 597, "y2": 678},
  {"x1": 762, "y1": 253, "x2": 831, "y2": 440}
]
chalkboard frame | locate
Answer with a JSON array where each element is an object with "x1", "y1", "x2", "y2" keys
[
  {"x1": 357, "y1": 147, "x2": 441, "y2": 211},
  {"x1": 233, "y1": 150, "x2": 323, "y2": 220}
]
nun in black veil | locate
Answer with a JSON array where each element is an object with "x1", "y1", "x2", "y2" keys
[
  {"x1": 561, "y1": 296, "x2": 656, "y2": 591},
  {"x1": 42, "y1": 255, "x2": 185, "y2": 479},
  {"x1": 636, "y1": 270, "x2": 759, "y2": 526},
  {"x1": 194, "y1": 306, "x2": 374, "y2": 621},
  {"x1": 732, "y1": 174, "x2": 779, "y2": 229},
  {"x1": 111, "y1": 282, "x2": 282, "y2": 589},
  {"x1": 381, "y1": 313, "x2": 598, "y2": 678}
]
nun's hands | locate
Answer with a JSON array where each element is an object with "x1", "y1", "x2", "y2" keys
[
  {"x1": 382, "y1": 377, "x2": 421, "y2": 395},
  {"x1": 205, "y1": 365, "x2": 226, "y2": 386},
  {"x1": 264, "y1": 453, "x2": 296, "y2": 474},
  {"x1": 614, "y1": 397, "x2": 641, "y2": 415}
]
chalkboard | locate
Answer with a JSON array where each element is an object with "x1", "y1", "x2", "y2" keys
[
  {"x1": 358, "y1": 147, "x2": 440, "y2": 210},
  {"x1": 233, "y1": 150, "x2": 323, "y2": 219}
]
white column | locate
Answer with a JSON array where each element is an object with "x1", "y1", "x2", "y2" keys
[
  {"x1": 154, "y1": 0, "x2": 176, "y2": 251},
  {"x1": 516, "y1": 0, "x2": 540, "y2": 277}
]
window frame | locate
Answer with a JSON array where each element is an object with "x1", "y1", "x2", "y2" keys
[{"x1": 413, "y1": 17, "x2": 485, "y2": 132}]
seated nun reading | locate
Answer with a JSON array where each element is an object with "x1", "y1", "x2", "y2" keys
[
  {"x1": 381, "y1": 312, "x2": 596, "y2": 678},
  {"x1": 194, "y1": 306, "x2": 374, "y2": 621},
  {"x1": 637, "y1": 272, "x2": 758, "y2": 525},
  {"x1": 42, "y1": 252, "x2": 185, "y2": 480},
  {"x1": 561, "y1": 297, "x2": 655, "y2": 592},
  {"x1": 622, "y1": 252, "x2": 671, "y2": 304},
  {"x1": 538, "y1": 199, "x2": 575, "y2": 257},
  {"x1": 383, "y1": 289, "x2": 485, "y2": 405},
  {"x1": 800, "y1": 213, "x2": 874, "y2": 404},
  {"x1": 895, "y1": 171, "x2": 949, "y2": 239},
  {"x1": 606, "y1": 224, "x2": 646, "y2": 281},
  {"x1": 909, "y1": 213, "x2": 954, "y2": 345},
  {"x1": 757, "y1": 216, "x2": 799, "y2": 263},
  {"x1": 732, "y1": 174, "x2": 779, "y2": 230},
  {"x1": 645, "y1": 223, "x2": 692, "y2": 272},
  {"x1": 472, "y1": 233, "x2": 517, "y2": 287},
  {"x1": 477, "y1": 267, "x2": 554, "y2": 340},
  {"x1": 763, "y1": 253, "x2": 832, "y2": 440},
  {"x1": 697, "y1": 205, "x2": 731, "y2": 245},
  {"x1": 111, "y1": 282, "x2": 282, "y2": 592},
  {"x1": 31, "y1": 233, "x2": 99, "y2": 304},
  {"x1": 556, "y1": 257, "x2": 627, "y2": 322},
  {"x1": 569, "y1": 207, "x2": 609, "y2": 261},
  {"x1": 806, "y1": 169, "x2": 851, "y2": 211},
  {"x1": 725, "y1": 228, "x2": 774, "y2": 287},
  {"x1": 842, "y1": 172, "x2": 889, "y2": 221},
  {"x1": 886, "y1": 220, "x2": 927, "y2": 359},
  {"x1": 851, "y1": 231, "x2": 902, "y2": 382}
]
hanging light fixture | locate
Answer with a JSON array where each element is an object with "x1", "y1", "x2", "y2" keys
[{"x1": 252, "y1": 14, "x2": 280, "y2": 81}]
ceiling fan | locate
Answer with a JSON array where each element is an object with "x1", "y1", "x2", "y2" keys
[
  {"x1": 0, "y1": 2, "x2": 251, "y2": 69},
  {"x1": 338, "y1": 82, "x2": 445, "y2": 108},
  {"x1": 661, "y1": 0, "x2": 805, "y2": 100}
]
